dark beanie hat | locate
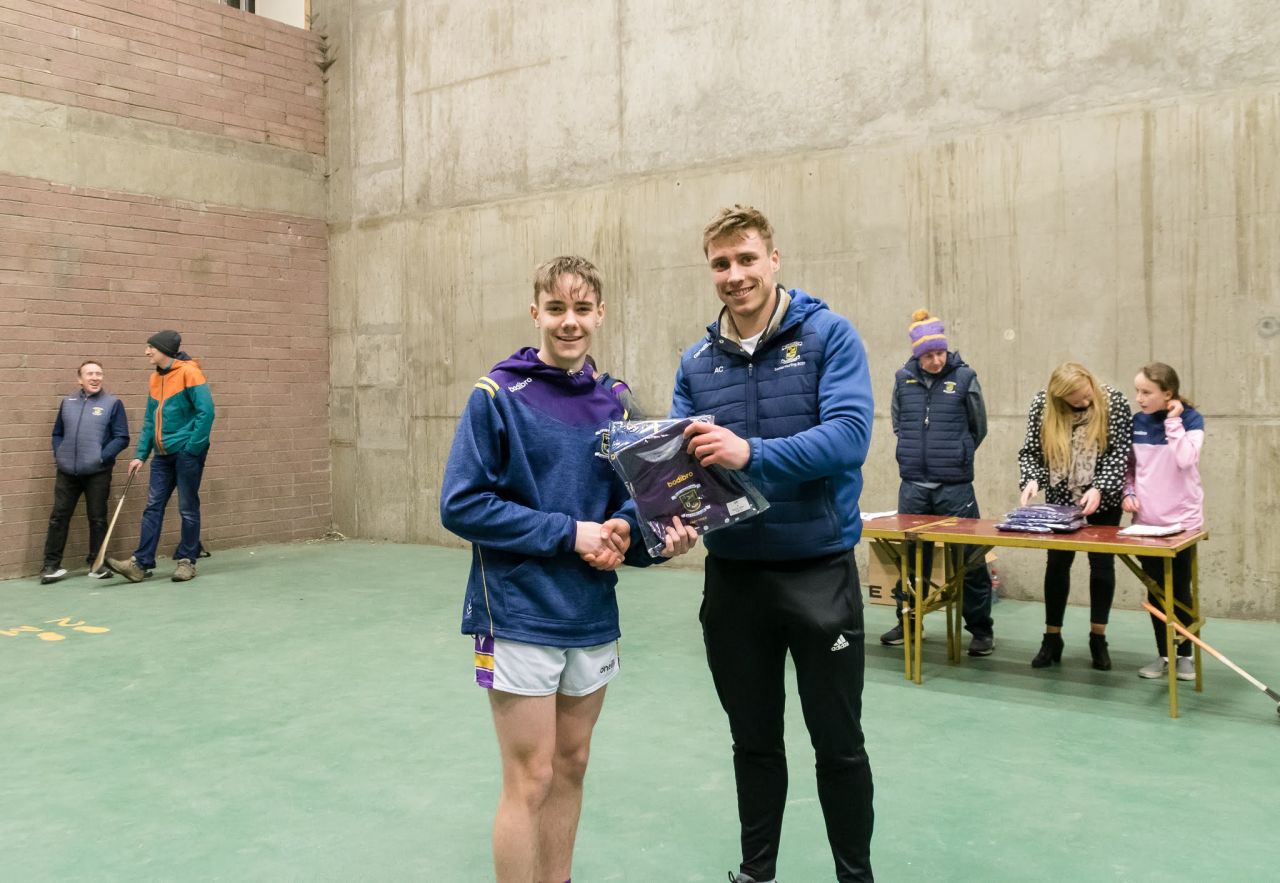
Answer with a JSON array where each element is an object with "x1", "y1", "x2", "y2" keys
[{"x1": 147, "y1": 330, "x2": 181, "y2": 358}]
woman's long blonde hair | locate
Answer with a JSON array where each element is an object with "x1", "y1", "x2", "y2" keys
[{"x1": 1042, "y1": 362, "x2": 1110, "y2": 474}]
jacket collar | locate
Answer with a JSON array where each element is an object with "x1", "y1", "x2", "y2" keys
[{"x1": 711, "y1": 285, "x2": 794, "y2": 352}]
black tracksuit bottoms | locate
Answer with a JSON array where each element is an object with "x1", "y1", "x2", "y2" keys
[{"x1": 702, "y1": 550, "x2": 874, "y2": 883}]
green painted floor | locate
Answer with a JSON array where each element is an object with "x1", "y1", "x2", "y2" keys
[{"x1": 3, "y1": 541, "x2": 1278, "y2": 881}]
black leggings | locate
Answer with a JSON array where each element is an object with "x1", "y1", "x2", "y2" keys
[
  {"x1": 702, "y1": 551, "x2": 874, "y2": 883},
  {"x1": 1043, "y1": 507, "x2": 1122, "y2": 628},
  {"x1": 1139, "y1": 549, "x2": 1194, "y2": 657}
]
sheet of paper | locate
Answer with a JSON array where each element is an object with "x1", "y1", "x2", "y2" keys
[{"x1": 1118, "y1": 523, "x2": 1184, "y2": 537}]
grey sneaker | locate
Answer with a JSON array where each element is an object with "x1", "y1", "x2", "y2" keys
[
  {"x1": 1138, "y1": 656, "x2": 1168, "y2": 679},
  {"x1": 171, "y1": 558, "x2": 196, "y2": 582},
  {"x1": 1175, "y1": 656, "x2": 1196, "y2": 681},
  {"x1": 107, "y1": 556, "x2": 152, "y2": 583},
  {"x1": 729, "y1": 873, "x2": 775, "y2": 883},
  {"x1": 87, "y1": 566, "x2": 114, "y2": 580},
  {"x1": 40, "y1": 565, "x2": 68, "y2": 585},
  {"x1": 968, "y1": 634, "x2": 995, "y2": 656}
]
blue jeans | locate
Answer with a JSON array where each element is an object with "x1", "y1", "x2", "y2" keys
[
  {"x1": 893, "y1": 481, "x2": 994, "y2": 637},
  {"x1": 134, "y1": 450, "x2": 207, "y2": 568}
]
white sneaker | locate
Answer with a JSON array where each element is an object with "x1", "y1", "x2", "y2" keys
[
  {"x1": 1175, "y1": 656, "x2": 1196, "y2": 681},
  {"x1": 1138, "y1": 656, "x2": 1168, "y2": 679}
]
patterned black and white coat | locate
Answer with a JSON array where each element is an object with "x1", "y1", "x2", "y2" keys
[{"x1": 1017, "y1": 384, "x2": 1133, "y2": 511}]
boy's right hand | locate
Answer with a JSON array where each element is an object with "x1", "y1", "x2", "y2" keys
[
  {"x1": 576, "y1": 521, "x2": 624, "y2": 571},
  {"x1": 1122, "y1": 494, "x2": 1141, "y2": 513},
  {"x1": 128, "y1": 458, "x2": 144, "y2": 477}
]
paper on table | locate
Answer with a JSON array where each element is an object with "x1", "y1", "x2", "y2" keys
[
  {"x1": 1118, "y1": 523, "x2": 1184, "y2": 537},
  {"x1": 861, "y1": 510, "x2": 898, "y2": 521}
]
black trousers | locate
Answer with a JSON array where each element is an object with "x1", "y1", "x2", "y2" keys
[
  {"x1": 702, "y1": 551, "x2": 874, "y2": 883},
  {"x1": 1043, "y1": 506, "x2": 1122, "y2": 627},
  {"x1": 42, "y1": 469, "x2": 112, "y2": 568},
  {"x1": 1139, "y1": 549, "x2": 1194, "y2": 657}
]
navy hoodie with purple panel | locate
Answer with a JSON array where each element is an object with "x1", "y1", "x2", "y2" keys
[{"x1": 441, "y1": 347, "x2": 637, "y2": 647}]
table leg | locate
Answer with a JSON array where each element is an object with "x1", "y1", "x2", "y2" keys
[
  {"x1": 1165, "y1": 557, "x2": 1178, "y2": 718},
  {"x1": 1191, "y1": 544, "x2": 1202, "y2": 692},
  {"x1": 914, "y1": 540, "x2": 925, "y2": 684},
  {"x1": 898, "y1": 542, "x2": 912, "y2": 681},
  {"x1": 953, "y1": 545, "x2": 965, "y2": 662},
  {"x1": 944, "y1": 545, "x2": 956, "y2": 663}
]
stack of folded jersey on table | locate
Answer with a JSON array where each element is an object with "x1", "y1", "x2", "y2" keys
[{"x1": 996, "y1": 504, "x2": 1086, "y2": 533}]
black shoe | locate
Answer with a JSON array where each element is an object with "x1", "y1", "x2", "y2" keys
[
  {"x1": 1088, "y1": 633, "x2": 1112, "y2": 671},
  {"x1": 40, "y1": 565, "x2": 68, "y2": 585},
  {"x1": 729, "y1": 873, "x2": 771, "y2": 883},
  {"x1": 1031, "y1": 632, "x2": 1064, "y2": 668},
  {"x1": 880, "y1": 623, "x2": 904, "y2": 645},
  {"x1": 87, "y1": 566, "x2": 114, "y2": 580},
  {"x1": 968, "y1": 634, "x2": 995, "y2": 656}
]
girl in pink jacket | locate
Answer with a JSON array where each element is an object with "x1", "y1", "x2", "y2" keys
[{"x1": 1123, "y1": 362, "x2": 1205, "y2": 680}]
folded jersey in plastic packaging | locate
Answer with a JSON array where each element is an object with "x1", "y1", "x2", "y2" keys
[
  {"x1": 997, "y1": 503, "x2": 1086, "y2": 533},
  {"x1": 607, "y1": 416, "x2": 770, "y2": 557}
]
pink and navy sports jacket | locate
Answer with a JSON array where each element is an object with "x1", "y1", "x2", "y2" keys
[{"x1": 1125, "y1": 407, "x2": 1205, "y2": 531}]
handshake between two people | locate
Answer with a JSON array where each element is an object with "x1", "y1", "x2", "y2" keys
[{"x1": 576, "y1": 516, "x2": 701, "y2": 571}]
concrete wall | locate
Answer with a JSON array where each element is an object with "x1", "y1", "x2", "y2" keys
[
  {"x1": 318, "y1": 0, "x2": 1280, "y2": 619},
  {"x1": 0, "y1": 0, "x2": 330, "y2": 579}
]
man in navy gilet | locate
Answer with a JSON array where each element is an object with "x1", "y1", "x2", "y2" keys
[
  {"x1": 880, "y1": 310, "x2": 995, "y2": 655},
  {"x1": 40, "y1": 360, "x2": 130, "y2": 583},
  {"x1": 673, "y1": 205, "x2": 875, "y2": 883}
]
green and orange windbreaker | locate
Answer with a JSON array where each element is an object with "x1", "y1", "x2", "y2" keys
[{"x1": 134, "y1": 353, "x2": 215, "y2": 460}]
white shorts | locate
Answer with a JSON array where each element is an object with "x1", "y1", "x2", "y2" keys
[{"x1": 473, "y1": 634, "x2": 619, "y2": 697}]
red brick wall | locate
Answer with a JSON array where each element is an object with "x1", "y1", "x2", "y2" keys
[
  {"x1": 0, "y1": 0, "x2": 325, "y2": 154},
  {"x1": 0, "y1": 173, "x2": 330, "y2": 578}
]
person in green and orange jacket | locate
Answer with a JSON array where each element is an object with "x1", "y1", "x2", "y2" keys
[{"x1": 108, "y1": 330, "x2": 215, "y2": 583}]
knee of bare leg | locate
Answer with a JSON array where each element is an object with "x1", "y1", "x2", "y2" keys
[
  {"x1": 555, "y1": 744, "x2": 591, "y2": 785},
  {"x1": 506, "y1": 757, "x2": 555, "y2": 807}
]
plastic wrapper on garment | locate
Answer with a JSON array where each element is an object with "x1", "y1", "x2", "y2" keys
[
  {"x1": 607, "y1": 415, "x2": 770, "y2": 557},
  {"x1": 996, "y1": 503, "x2": 1086, "y2": 533}
]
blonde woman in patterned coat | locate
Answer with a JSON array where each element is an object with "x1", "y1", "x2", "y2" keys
[{"x1": 1017, "y1": 362, "x2": 1133, "y2": 671}]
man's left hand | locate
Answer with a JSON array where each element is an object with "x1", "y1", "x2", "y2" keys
[{"x1": 684, "y1": 421, "x2": 750, "y2": 470}]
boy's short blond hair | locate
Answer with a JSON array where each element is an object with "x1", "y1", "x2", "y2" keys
[
  {"x1": 702, "y1": 204, "x2": 775, "y2": 255},
  {"x1": 533, "y1": 256, "x2": 603, "y2": 302}
]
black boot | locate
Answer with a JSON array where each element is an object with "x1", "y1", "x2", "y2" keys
[
  {"x1": 1031, "y1": 632, "x2": 1064, "y2": 668},
  {"x1": 1089, "y1": 633, "x2": 1112, "y2": 671}
]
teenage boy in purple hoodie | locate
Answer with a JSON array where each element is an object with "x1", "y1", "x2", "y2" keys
[{"x1": 440, "y1": 256, "x2": 695, "y2": 883}]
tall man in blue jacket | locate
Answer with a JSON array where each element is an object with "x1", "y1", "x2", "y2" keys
[
  {"x1": 672, "y1": 205, "x2": 875, "y2": 883},
  {"x1": 879, "y1": 310, "x2": 995, "y2": 655},
  {"x1": 40, "y1": 360, "x2": 130, "y2": 583}
]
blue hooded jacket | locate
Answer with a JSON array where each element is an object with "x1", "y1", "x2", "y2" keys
[
  {"x1": 441, "y1": 348, "x2": 639, "y2": 647},
  {"x1": 671, "y1": 289, "x2": 874, "y2": 560},
  {"x1": 52, "y1": 389, "x2": 130, "y2": 476}
]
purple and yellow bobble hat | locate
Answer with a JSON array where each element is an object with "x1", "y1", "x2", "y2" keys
[{"x1": 908, "y1": 308, "x2": 947, "y2": 357}]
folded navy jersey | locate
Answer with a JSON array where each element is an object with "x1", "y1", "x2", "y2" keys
[
  {"x1": 608, "y1": 417, "x2": 768, "y2": 556},
  {"x1": 997, "y1": 503, "x2": 1086, "y2": 533}
]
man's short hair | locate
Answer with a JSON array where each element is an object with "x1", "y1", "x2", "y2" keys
[
  {"x1": 78, "y1": 360, "x2": 103, "y2": 375},
  {"x1": 702, "y1": 204, "x2": 775, "y2": 255},
  {"x1": 533, "y1": 256, "x2": 603, "y2": 303}
]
